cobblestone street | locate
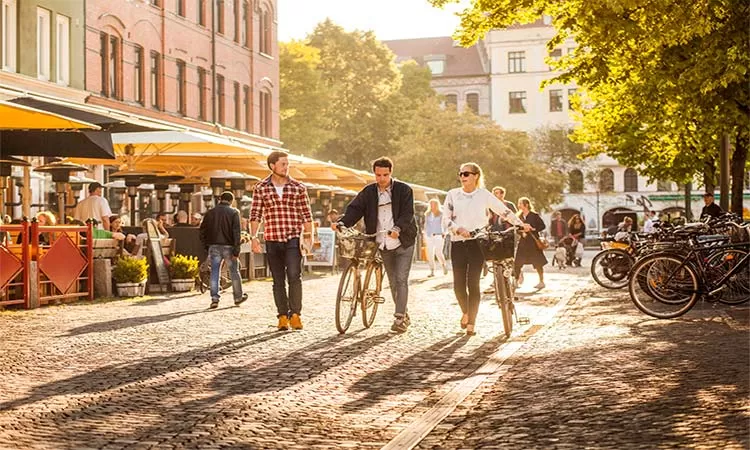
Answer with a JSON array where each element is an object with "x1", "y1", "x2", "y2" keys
[{"x1": 0, "y1": 256, "x2": 747, "y2": 449}]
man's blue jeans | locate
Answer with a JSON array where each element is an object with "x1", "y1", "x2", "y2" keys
[
  {"x1": 265, "y1": 238, "x2": 303, "y2": 317},
  {"x1": 380, "y1": 245, "x2": 414, "y2": 317},
  {"x1": 208, "y1": 245, "x2": 243, "y2": 302}
]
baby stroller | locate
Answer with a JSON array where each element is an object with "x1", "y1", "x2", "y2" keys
[{"x1": 559, "y1": 236, "x2": 582, "y2": 267}]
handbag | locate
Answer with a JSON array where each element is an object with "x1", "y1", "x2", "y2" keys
[{"x1": 532, "y1": 234, "x2": 549, "y2": 251}]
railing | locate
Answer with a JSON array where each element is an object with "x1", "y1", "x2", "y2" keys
[{"x1": 0, "y1": 219, "x2": 93, "y2": 309}]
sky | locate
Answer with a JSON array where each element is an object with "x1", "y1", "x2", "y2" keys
[{"x1": 278, "y1": 0, "x2": 468, "y2": 42}]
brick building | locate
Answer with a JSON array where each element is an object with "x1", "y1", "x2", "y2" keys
[{"x1": 84, "y1": 0, "x2": 279, "y2": 143}]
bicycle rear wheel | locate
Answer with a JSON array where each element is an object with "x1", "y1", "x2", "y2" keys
[
  {"x1": 494, "y1": 265, "x2": 513, "y2": 338},
  {"x1": 361, "y1": 261, "x2": 382, "y2": 328},
  {"x1": 591, "y1": 249, "x2": 633, "y2": 289},
  {"x1": 335, "y1": 261, "x2": 359, "y2": 334},
  {"x1": 705, "y1": 249, "x2": 750, "y2": 305},
  {"x1": 628, "y1": 254, "x2": 699, "y2": 318}
]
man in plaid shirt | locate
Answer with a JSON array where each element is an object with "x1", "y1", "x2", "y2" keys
[{"x1": 250, "y1": 151, "x2": 313, "y2": 331}]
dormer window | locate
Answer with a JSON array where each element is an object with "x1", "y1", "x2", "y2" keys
[{"x1": 426, "y1": 60, "x2": 444, "y2": 75}]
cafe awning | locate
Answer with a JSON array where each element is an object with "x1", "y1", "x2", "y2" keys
[{"x1": 0, "y1": 100, "x2": 100, "y2": 130}]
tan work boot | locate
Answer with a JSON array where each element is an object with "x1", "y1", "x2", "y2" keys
[
  {"x1": 277, "y1": 315, "x2": 290, "y2": 331},
  {"x1": 290, "y1": 313, "x2": 303, "y2": 330}
]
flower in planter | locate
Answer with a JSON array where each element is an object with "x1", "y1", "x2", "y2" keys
[
  {"x1": 112, "y1": 257, "x2": 149, "y2": 284},
  {"x1": 169, "y1": 254, "x2": 199, "y2": 280}
]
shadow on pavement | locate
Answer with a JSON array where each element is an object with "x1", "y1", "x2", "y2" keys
[{"x1": 61, "y1": 307, "x2": 218, "y2": 336}]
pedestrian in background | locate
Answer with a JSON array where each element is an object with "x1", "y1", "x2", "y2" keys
[
  {"x1": 250, "y1": 151, "x2": 313, "y2": 331},
  {"x1": 336, "y1": 157, "x2": 418, "y2": 333},
  {"x1": 443, "y1": 162, "x2": 527, "y2": 335},
  {"x1": 200, "y1": 191, "x2": 247, "y2": 309},
  {"x1": 549, "y1": 211, "x2": 568, "y2": 245},
  {"x1": 643, "y1": 210, "x2": 657, "y2": 233},
  {"x1": 515, "y1": 197, "x2": 547, "y2": 290},
  {"x1": 423, "y1": 198, "x2": 447, "y2": 277},
  {"x1": 568, "y1": 214, "x2": 586, "y2": 245},
  {"x1": 701, "y1": 193, "x2": 723, "y2": 219},
  {"x1": 74, "y1": 182, "x2": 112, "y2": 230}
]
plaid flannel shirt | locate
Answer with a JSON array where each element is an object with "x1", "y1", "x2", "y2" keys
[{"x1": 250, "y1": 175, "x2": 313, "y2": 242}]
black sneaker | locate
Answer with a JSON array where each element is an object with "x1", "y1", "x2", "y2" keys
[
  {"x1": 391, "y1": 317, "x2": 408, "y2": 333},
  {"x1": 234, "y1": 293, "x2": 248, "y2": 306},
  {"x1": 209, "y1": 300, "x2": 219, "y2": 309}
]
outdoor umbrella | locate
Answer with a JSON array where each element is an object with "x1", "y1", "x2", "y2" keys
[
  {"x1": 0, "y1": 100, "x2": 100, "y2": 130},
  {"x1": 0, "y1": 130, "x2": 115, "y2": 159}
]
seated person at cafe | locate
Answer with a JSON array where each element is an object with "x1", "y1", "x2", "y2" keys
[
  {"x1": 190, "y1": 213, "x2": 202, "y2": 226},
  {"x1": 16, "y1": 211, "x2": 57, "y2": 245},
  {"x1": 173, "y1": 210, "x2": 191, "y2": 227}
]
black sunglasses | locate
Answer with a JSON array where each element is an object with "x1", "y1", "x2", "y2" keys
[{"x1": 458, "y1": 171, "x2": 477, "y2": 177}]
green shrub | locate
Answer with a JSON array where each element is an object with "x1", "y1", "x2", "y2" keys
[
  {"x1": 112, "y1": 257, "x2": 149, "y2": 284},
  {"x1": 169, "y1": 254, "x2": 199, "y2": 279}
]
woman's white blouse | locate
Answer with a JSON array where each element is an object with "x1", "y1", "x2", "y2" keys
[{"x1": 442, "y1": 187, "x2": 523, "y2": 242}]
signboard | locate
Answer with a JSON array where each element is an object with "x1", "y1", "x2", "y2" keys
[
  {"x1": 305, "y1": 227, "x2": 336, "y2": 267},
  {"x1": 145, "y1": 219, "x2": 171, "y2": 287}
]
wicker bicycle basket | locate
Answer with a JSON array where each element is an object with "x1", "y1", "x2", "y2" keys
[
  {"x1": 477, "y1": 234, "x2": 515, "y2": 262},
  {"x1": 338, "y1": 235, "x2": 379, "y2": 260}
]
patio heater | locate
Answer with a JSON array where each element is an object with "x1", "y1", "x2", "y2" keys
[
  {"x1": 174, "y1": 178, "x2": 205, "y2": 218},
  {"x1": 0, "y1": 156, "x2": 31, "y2": 218},
  {"x1": 201, "y1": 187, "x2": 214, "y2": 211},
  {"x1": 109, "y1": 171, "x2": 159, "y2": 226},
  {"x1": 67, "y1": 175, "x2": 99, "y2": 211},
  {"x1": 33, "y1": 161, "x2": 87, "y2": 224},
  {"x1": 151, "y1": 175, "x2": 184, "y2": 214},
  {"x1": 167, "y1": 185, "x2": 181, "y2": 213}
]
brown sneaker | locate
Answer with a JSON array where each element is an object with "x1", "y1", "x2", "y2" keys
[
  {"x1": 277, "y1": 315, "x2": 290, "y2": 331},
  {"x1": 290, "y1": 313, "x2": 303, "y2": 330}
]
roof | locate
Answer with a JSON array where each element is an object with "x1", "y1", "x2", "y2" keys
[
  {"x1": 383, "y1": 37, "x2": 488, "y2": 78},
  {"x1": 506, "y1": 18, "x2": 554, "y2": 29}
]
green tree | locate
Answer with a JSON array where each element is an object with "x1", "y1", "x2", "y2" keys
[
  {"x1": 431, "y1": 0, "x2": 749, "y2": 213},
  {"x1": 279, "y1": 41, "x2": 334, "y2": 155},
  {"x1": 394, "y1": 99, "x2": 565, "y2": 210}
]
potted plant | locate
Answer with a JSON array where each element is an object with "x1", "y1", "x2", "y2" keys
[
  {"x1": 169, "y1": 254, "x2": 199, "y2": 292},
  {"x1": 112, "y1": 257, "x2": 149, "y2": 297}
]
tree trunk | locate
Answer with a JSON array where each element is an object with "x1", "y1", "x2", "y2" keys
[
  {"x1": 730, "y1": 132, "x2": 748, "y2": 215},
  {"x1": 703, "y1": 157, "x2": 716, "y2": 193}
]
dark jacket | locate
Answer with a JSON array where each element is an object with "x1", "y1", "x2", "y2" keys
[
  {"x1": 199, "y1": 202, "x2": 241, "y2": 256},
  {"x1": 701, "y1": 202, "x2": 722, "y2": 219},
  {"x1": 340, "y1": 179, "x2": 418, "y2": 249}
]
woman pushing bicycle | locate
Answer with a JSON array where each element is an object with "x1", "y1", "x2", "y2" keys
[{"x1": 442, "y1": 162, "x2": 530, "y2": 336}]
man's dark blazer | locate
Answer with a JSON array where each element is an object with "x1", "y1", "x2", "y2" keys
[{"x1": 340, "y1": 179, "x2": 417, "y2": 249}]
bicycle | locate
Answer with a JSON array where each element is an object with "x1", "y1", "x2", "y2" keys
[
  {"x1": 472, "y1": 225, "x2": 528, "y2": 338},
  {"x1": 334, "y1": 226, "x2": 385, "y2": 334},
  {"x1": 197, "y1": 257, "x2": 239, "y2": 294}
]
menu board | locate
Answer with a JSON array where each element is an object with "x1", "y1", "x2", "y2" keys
[
  {"x1": 145, "y1": 219, "x2": 171, "y2": 287},
  {"x1": 305, "y1": 227, "x2": 336, "y2": 267}
]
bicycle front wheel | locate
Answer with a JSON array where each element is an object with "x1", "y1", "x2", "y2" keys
[
  {"x1": 705, "y1": 249, "x2": 750, "y2": 305},
  {"x1": 361, "y1": 261, "x2": 382, "y2": 328},
  {"x1": 591, "y1": 249, "x2": 633, "y2": 289},
  {"x1": 335, "y1": 261, "x2": 359, "y2": 334},
  {"x1": 494, "y1": 265, "x2": 513, "y2": 338},
  {"x1": 628, "y1": 254, "x2": 699, "y2": 319}
]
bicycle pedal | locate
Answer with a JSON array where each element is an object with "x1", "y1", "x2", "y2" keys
[
  {"x1": 375, "y1": 296, "x2": 386, "y2": 304},
  {"x1": 517, "y1": 316, "x2": 530, "y2": 325}
]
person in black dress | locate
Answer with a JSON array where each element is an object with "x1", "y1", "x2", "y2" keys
[{"x1": 515, "y1": 197, "x2": 547, "y2": 290}]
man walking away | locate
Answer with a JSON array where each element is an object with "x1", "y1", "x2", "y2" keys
[
  {"x1": 199, "y1": 191, "x2": 247, "y2": 309},
  {"x1": 335, "y1": 157, "x2": 417, "y2": 333},
  {"x1": 74, "y1": 182, "x2": 112, "y2": 230},
  {"x1": 250, "y1": 151, "x2": 314, "y2": 331}
]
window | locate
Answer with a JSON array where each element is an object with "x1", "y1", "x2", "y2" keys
[
  {"x1": 198, "y1": 0, "x2": 206, "y2": 26},
  {"x1": 217, "y1": 0, "x2": 225, "y2": 34},
  {"x1": 216, "y1": 74, "x2": 225, "y2": 124},
  {"x1": 508, "y1": 51, "x2": 525, "y2": 73},
  {"x1": 624, "y1": 168, "x2": 638, "y2": 192},
  {"x1": 233, "y1": 0, "x2": 239, "y2": 42},
  {"x1": 549, "y1": 48, "x2": 562, "y2": 70},
  {"x1": 259, "y1": 4, "x2": 272, "y2": 54},
  {"x1": 149, "y1": 0, "x2": 161, "y2": 6},
  {"x1": 2, "y1": 0, "x2": 17, "y2": 72},
  {"x1": 108, "y1": 35, "x2": 120, "y2": 98},
  {"x1": 549, "y1": 89, "x2": 563, "y2": 112},
  {"x1": 176, "y1": 60, "x2": 186, "y2": 115},
  {"x1": 599, "y1": 169, "x2": 615, "y2": 192},
  {"x1": 426, "y1": 60, "x2": 444, "y2": 75},
  {"x1": 241, "y1": 1, "x2": 248, "y2": 46},
  {"x1": 36, "y1": 7, "x2": 51, "y2": 80},
  {"x1": 177, "y1": 0, "x2": 185, "y2": 16},
  {"x1": 134, "y1": 46, "x2": 144, "y2": 105},
  {"x1": 259, "y1": 89, "x2": 271, "y2": 136},
  {"x1": 567, "y1": 47, "x2": 576, "y2": 55},
  {"x1": 99, "y1": 33, "x2": 107, "y2": 95},
  {"x1": 466, "y1": 93, "x2": 479, "y2": 114},
  {"x1": 198, "y1": 67, "x2": 206, "y2": 120},
  {"x1": 568, "y1": 88, "x2": 577, "y2": 110},
  {"x1": 243, "y1": 84, "x2": 250, "y2": 131},
  {"x1": 569, "y1": 170, "x2": 584, "y2": 193},
  {"x1": 234, "y1": 81, "x2": 241, "y2": 128},
  {"x1": 657, "y1": 180, "x2": 673, "y2": 192},
  {"x1": 55, "y1": 14, "x2": 70, "y2": 86},
  {"x1": 444, "y1": 94, "x2": 457, "y2": 109},
  {"x1": 509, "y1": 91, "x2": 526, "y2": 114},
  {"x1": 150, "y1": 51, "x2": 161, "y2": 109}
]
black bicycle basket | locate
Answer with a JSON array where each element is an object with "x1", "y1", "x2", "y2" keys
[
  {"x1": 477, "y1": 234, "x2": 514, "y2": 261},
  {"x1": 338, "y1": 235, "x2": 379, "y2": 260}
]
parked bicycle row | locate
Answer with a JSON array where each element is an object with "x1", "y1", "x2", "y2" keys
[{"x1": 590, "y1": 212, "x2": 749, "y2": 318}]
